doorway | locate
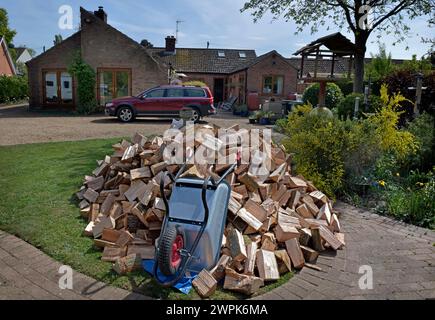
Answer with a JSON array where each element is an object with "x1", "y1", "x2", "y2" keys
[
  {"x1": 213, "y1": 78, "x2": 224, "y2": 103},
  {"x1": 97, "y1": 69, "x2": 132, "y2": 106},
  {"x1": 43, "y1": 70, "x2": 74, "y2": 106}
]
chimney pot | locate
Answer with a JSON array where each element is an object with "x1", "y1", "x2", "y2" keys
[{"x1": 94, "y1": 6, "x2": 107, "y2": 23}]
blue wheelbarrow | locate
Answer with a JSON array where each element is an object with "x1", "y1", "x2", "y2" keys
[{"x1": 152, "y1": 160, "x2": 238, "y2": 287}]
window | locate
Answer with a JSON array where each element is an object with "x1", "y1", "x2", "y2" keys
[
  {"x1": 263, "y1": 76, "x2": 284, "y2": 95},
  {"x1": 43, "y1": 70, "x2": 74, "y2": 105},
  {"x1": 146, "y1": 89, "x2": 165, "y2": 98},
  {"x1": 98, "y1": 69, "x2": 131, "y2": 105},
  {"x1": 218, "y1": 51, "x2": 225, "y2": 58},
  {"x1": 166, "y1": 88, "x2": 185, "y2": 97},
  {"x1": 185, "y1": 88, "x2": 206, "y2": 97},
  {"x1": 239, "y1": 52, "x2": 246, "y2": 58}
]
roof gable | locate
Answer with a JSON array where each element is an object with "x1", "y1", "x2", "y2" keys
[{"x1": 0, "y1": 37, "x2": 17, "y2": 75}]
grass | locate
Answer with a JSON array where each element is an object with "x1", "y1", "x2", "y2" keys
[{"x1": 0, "y1": 138, "x2": 293, "y2": 299}]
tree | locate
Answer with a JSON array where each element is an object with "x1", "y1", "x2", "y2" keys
[
  {"x1": 366, "y1": 45, "x2": 395, "y2": 81},
  {"x1": 0, "y1": 8, "x2": 16, "y2": 44},
  {"x1": 140, "y1": 39, "x2": 154, "y2": 48},
  {"x1": 241, "y1": 1, "x2": 434, "y2": 93},
  {"x1": 53, "y1": 34, "x2": 63, "y2": 46}
]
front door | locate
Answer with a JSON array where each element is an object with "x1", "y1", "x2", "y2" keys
[
  {"x1": 213, "y1": 78, "x2": 224, "y2": 103},
  {"x1": 98, "y1": 69, "x2": 131, "y2": 106},
  {"x1": 43, "y1": 70, "x2": 74, "y2": 106}
]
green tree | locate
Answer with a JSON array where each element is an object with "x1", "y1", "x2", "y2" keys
[
  {"x1": 366, "y1": 45, "x2": 395, "y2": 81},
  {"x1": 241, "y1": 1, "x2": 434, "y2": 93},
  {"x1": 140, "y1": 39, "x2": 154, "y2": 48},
  {"x1": 0, "y1": 8, "x2": 16, "y2": 44},
  {"x1": 53, "y1": 34, "x2": 63, "y2": 46}
]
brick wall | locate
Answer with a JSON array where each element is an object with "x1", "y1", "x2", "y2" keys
[
  {"x1": 182, "y1": 72, "x2": 227, "y2": 102},
  {"x1": 246, "y1": 53, "x2": 298, "y2": 104},
  {"x1": 0, "y1": 45, "x2": 14, "y2": 76}
]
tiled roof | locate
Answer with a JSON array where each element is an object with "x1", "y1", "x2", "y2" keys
[{"x1": 149, "y1": 47, "x2": 257, "y2": 74}]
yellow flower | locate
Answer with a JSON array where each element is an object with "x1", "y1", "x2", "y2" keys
[
  {"x1": 396, "y1": 173, "x2": 400, "y2": 177},
  {"x1": 416, "y1": 182, "x2": 424, "y2": 187},
  {"x1": 379, "y1": 180, "x2": 386, "y2": 187}
]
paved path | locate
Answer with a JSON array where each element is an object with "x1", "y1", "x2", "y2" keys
[
  {"x1": 255, "y1": 202, "x2": 435, "y2": 300},
  {"x1": 1, "y1": 202, "x2": 434, "y2": 300}
]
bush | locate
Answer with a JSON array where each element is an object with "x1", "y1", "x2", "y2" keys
[
  {"x1": 406, "y1": 113, "x2": 435, "y2": 171},
  {"x1": 0, "y1": 75, "x2": 28, "y2": 103},
  {"x1": 302, "y1": 83, "x2": 344, "y2": 109},
  {"x1": 68, "y1": 54, "x2": 97, "y2": 114},
  {"x1": 336, "y1": 93, "x2": 364, "y2": 119},
  {"x1": 335, "y1": 79, "x2": 354, "y2": 96},
  {"x1": 182, "y1": 80, "x2": 207, "y2": 87}
]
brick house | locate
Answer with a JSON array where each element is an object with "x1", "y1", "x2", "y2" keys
[
  {"x1": 0, "y1": 36, "x2": 16, "y2": 76},
  {"x1": 26, "y1": 6, "x2": 299, "y2": 109}
]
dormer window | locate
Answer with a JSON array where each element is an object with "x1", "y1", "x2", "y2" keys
[
  {"x1": 239, "y1": 52, "x2": 246, "y2": 58},
  {"x1": 218, "y1": 51, "x2": 225, "y2": 58}
]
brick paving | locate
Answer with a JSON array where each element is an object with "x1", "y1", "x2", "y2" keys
[{"x1": 0, "y1": 202, "x2": 434, "y2": 300}]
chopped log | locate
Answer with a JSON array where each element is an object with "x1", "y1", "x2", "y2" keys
[
  {"x1": 192, "y1": 269, "x2": 217, "y2": 298},
  {"x1": 115, "y1": 230, "x2": 134, "y2": 247},
  {"x1": 130, "y1": 167, "x2": 152, "y2": 180},
  {"x1": 211, "y1": 254, "x2": 232, "y2": 282},
  {"x1": 299, "y1": 228, "x2": 312, "y2": 246},
  {"x1": 83, "y1": 221, "x2": 95, "y2": 237},
  {"x1": 261, "y1": 232, "x2": 277, "y2": 251},
  {"x1": 234, "y1": 185, "x2": 248, "y2": 199},
  {"x1": 102, "y1": 229, "x2": 122, "y2": 243},
  {"x1": 237, "y1": 208, "x2": 262, "y2": 231},
  {"x1": 93, "y1": 162, "x2": 110, "y2": 177},
  {"x1": 285, "y1": 238, "x2": 305, "y2": 269},
  {"x1": 92, "y1": 216, "x2": 115, "y2": 238},
  {"x1": 79, "y1": 199, "x2": 90, "y2": 210},
  {"x1": 227, "y1": 227, "x2": 247, "y2": 262},
  {"x1": 305, "y1": 263, "x2": 323, "y2": 271},
  {"x1": 234, "y1": 164, "x2": 248, "y2": 176},
  {"x1": 256, "y1": 249, "x2": 280, "y2": 281},
  {"x1": 296, "y1": 204, "x2": 314, "y2": 219},
  {"x1": 180, "y1": 165, "x2": 205, "y2": 179},
  {"x1": 223, "y1": 268, "x2": 264, "y2": 295},
  {"x1": 244, "y1": 242, "x2": 257, "y2": 275},
  {"x1": 335, "y1": 233, "x2": 346, "y2": 246},
  {"x1": 271, "y1": 184, "x2": 286, "y2": 201},
  {"x1": 330, "y1": 213, "x2": 341, "y2": 232},
  {"x1": 153, "y1": 197, "x2": 166, "y2": 211},
  {"x1": 127, "y1": 245, "x2": 155, "y2": 259},
  {"x1": 311, "y1": 227, "x2": 325, "y2": 252},
  {"x1": 244, "y1": 199, "x2": 267, "y2": 222},
  {"x1": 100, "y1": 194, "x2": 115, "y2": 215},
  {"x1": 275, "y1": 222, "x2": 300, "y2": 243},
  {"x1": 310, "y1": 190, "x2": 328, "y2": 204},
  {"x1": 301, "y1": 195, "x2": 320, "y2": 215},
  {"x1": 109, "y1": 202, "x2": 123, "y2": 219},
  {"x1": 317, "y1": 203, "x2": 332, "y2": 224},
  {"x1": 238, "y1": 173, "x2": 259, "y2": 192},
  {"x1": 80, "y1": 206, "x2": 90, "y2": 220},
  {"x1": 102, "y1": 246, "x2": 127, "y2": 262},
  {"x1": 318, "y1": 225, "x2": 343, "y2": 250},
  {"x1": 274, "y1": 250, "x2": 292, "y2": 274},
  {"x1": 84, "y1": 188, "x2": 99, "y2": 203},
  {"x1": 269, "y1": 163, "x2": 287, "y2": 183},
  {"x1": 121, "y1": 145, "x2": 137, "y2": 162},
  {"x1": 150, "y1": 162, "x2": 167, "y2": 176},
  {"x1": 124, "y1": 180, "x2": 146, "y2": 203},
  {"x1": 87, "y1": 176, "x2": 105, "y2": 191},
  {"x1": 288, "y1": 190, "x2": 302, "y2": 210},
  {"x1": 288, "y1": 176, "x2": 307, "y2": 189},
  {"x1": 94, "y1": 239, "x2": 116, "y2": 249},
  {"x1": 300, "y1": 245, "x2": 319, "y2": 263},
  {"x1": 228, "y1": 197, "x2": 242, "y2": 215},
  {"x1": 259, "y1": 217, "x2": 272, "y2": 234}
]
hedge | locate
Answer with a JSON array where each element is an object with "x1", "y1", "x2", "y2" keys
[{"x1": 0, "y1": 75, "x2": 28, "y2": 103}]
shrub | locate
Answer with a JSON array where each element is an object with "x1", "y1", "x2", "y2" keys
[
  {"x1": 182, "y1": 80, "x2": 207, "y2": 87},
  {"x1": 68, "y1": 53, "x2": 97, "y2": 114},
  {"x1": 406, "y1": 113, "x2": 435, "y2": 171},
  {"x1": 302, "y1": 83, "x2": 344, "y2": 109},
  {"x1": 335, "y1": 79, "x2": 354, "y2": 96},
  {"x1": 0, "y1": 75, "x2": 28, "y2": 103},
  {"x1": 336, "y1": 93, "x2": 364, "y2": 119}
]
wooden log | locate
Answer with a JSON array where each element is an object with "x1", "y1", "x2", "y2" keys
[
  {"x1": 317, "y1": 203, "x2": 332, "y2": 224},
  {"x1": 274, "y1": 250, "x2": 292, "y2": 274},
  {"x1": 153, "y1": 197, "x2": 166, "y2": 211},
  {"x1": 261, "y1": 232, "x2": 277, "y2": 251},
  {"x1": 335, "y1": 232, "x2": 346, "y2": 247},
  {"x1": 93, "y1": 162, "x2": 110, "y2": 177},
  {"x1": 115, "y1": 230, "x2": 134, "y2": 247},
  {"x1": 311, "y1": 226, "x2": 325, "y2": 252},
  {"x1": 275, "y1": 222, "x2": 300, "y2": 243},
  {"x1": 285, "y1": 238, "x2": 305, "y2": 269},
  {"x1": 300, "y1": 245, "x2": 319, "y2": 263},
  {"x1": 237, "y1": 208, "x2": 262, "y2": 231},
  {"x1": 223, "y1": 268, "x2": 264, "y2": 295},
  {"x1": 238, "y1": 173, "x2": 259, "y2": 192},
  {"x1": 227, "y1": 227, "x2": 247, "y2": 262},
  {"x1": 268, "y1": 163, "x2": 287, "y2": 183},
  {"x1": 234, "y1": 185, "x2": 248, "y2": 199},
  {"x1": 83, "y1": 221, "x2": 95, "y2": 237},
  {"x1": 299, "y1": 228, "x2": 312, "y2": 246},
  {"x1": 130, "y1": 167, "x2": 152, "y2": 180},
  {"x1": 79, "y1": 199, "x2": 90, "y2": 210},
  {"x1": 102, "y1": 229, "x2": 122, "y2": 243},
  {"x1": 84, "y1": 188, "x2": 99, "y2": 203},
  {"x1": 296, "y1": 204, "x2": 314, "y2": 219},
  {"x1": 301, "y1": 195, "x2": 320, "y2": 215},
  {"x1": 305, "y1": 263, "x2": 322, "y2": 271},
  {"x1": 244, "y1": 199, "x2": 268, "y2": 222},
  {"x1": 102, "y1": 246, "x2": 127, "y2": 262},
  {"x1": 86, "y1": 176, "x2": 105, "y2": 191},
  {"x1": 330, "y1": 213, "x2": 341, "y2": 232},
  {"x1": 318, "y1": 225, "x2": 343, "y2": 250},
  {"x1": 228, "y1": 197, "x2": 242, "y2": 215},
  {"x1": 192, "y1": 269, "x2": 217, "y2": 298},
  {"x1": 92, "y1": 216, "x2": 115, "y2": 238},
  {"x1": 309, "y1": 190, "x2": 328, "y2": 204},
  {"x1": 93, "y1": 239, "x2": 116, "y2": 249},
  {"x1": 256, "y1": 249, "x2": 280, "y2": 281},
  {"x1": 150, "y1": 162, "x2": 167, "y2": 176},
  {"x1": 271, "y1": 184, "x2": 286, "y2": 201},
  {"x1": 127, "y1": 245, "x2": 155, "y2": 259},
  {"x1": 109, "y1": 202, "x2": 123, "y2": 219},
  {"x1": 124, "y1": 180, "x2": 147, "y2": 203},
  {"x1": 100, "y1": 194, "x2": 115, "y2": 215},
  {"x1": 244, "y1": 242, "x2": 258, "y2": 276},
  {"x1": 288, "y1": 189, "x2": 302, "y2": 210},
  {"x1": 211, "y1": 254, "x2": 232, "y2": 282},
  {"x1": 121, "y1": 145, "x2": 137, "y2": 162},
  {"x1": 288, "y1": 176, "x2": 307, "y2": 189}
]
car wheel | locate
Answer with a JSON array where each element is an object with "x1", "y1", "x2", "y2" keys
[
  {"x1": 190, "y1": 108, "x2": 200, "y2": 123},
  {"x1": 117, "y1": 106, "x2": 134, "y2": 122}
]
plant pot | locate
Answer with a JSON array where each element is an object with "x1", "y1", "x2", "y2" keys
[
  {"x1": 233, "y1": 111, "x2": 241, "y2": 116},
  {"x1": 248, "y1": 118, "x2": 256, "y2": 124},
  {"x1": 240, "y1": 111, "x2": 249, "y2": 117},
  {"x1": 259, "y1": 118, "x2": 270, "y2": 125}
]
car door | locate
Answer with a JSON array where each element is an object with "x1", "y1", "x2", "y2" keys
[
  {"x1": 135, "y1": 88, "x2": 166, "y2": 114},
  {"x1": 165, "y1": 88, "x2": 186, "y2": 115}
]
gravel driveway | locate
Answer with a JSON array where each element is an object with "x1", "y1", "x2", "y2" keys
[{"x1": 0, "y1": 105, "x2": 280, "y2": 146}]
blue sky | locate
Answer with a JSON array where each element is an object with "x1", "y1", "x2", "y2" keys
[{"x1": 5, "y1": 0, "x2": 433, "y2": 59}]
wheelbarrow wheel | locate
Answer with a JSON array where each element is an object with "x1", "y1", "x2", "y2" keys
[{"x1": 158, "y1": 226, "x2": 184, "y2": 276}]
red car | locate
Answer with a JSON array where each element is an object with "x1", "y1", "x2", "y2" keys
[{"x1": 105, "y1": 85, "x2": 215, "y2": 123}]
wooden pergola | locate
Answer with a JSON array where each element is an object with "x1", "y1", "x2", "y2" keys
[{"x1": 293, "y1": 33, "x2": 356, "y2": 107}]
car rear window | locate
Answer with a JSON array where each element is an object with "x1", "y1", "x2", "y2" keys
[
  {"x1": 146, "y1": 89, "x2": 165, "y2": 98},
  {"x1": 167, "y1": 88, "x2": 185, "y2": 98},
  {"x1": 185, "y1": 88, "x2": 206, "y2": 97}
]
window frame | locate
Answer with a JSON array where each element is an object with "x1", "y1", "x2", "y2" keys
[
  {"x1": 97, "y1": 68, "x2": 132, "y2": 106},
  {"x1": 262, "y1": 75, "x2": 284, "y2": 95}
]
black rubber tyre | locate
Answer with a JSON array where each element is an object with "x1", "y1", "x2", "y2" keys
[
  {"x1": 158, "y1": 226, "x2": 184, "y2": 276},
  {"x1": 189, "y1": 107, "x2": 201, "y2": 123},
  {"x1": 117, "y1": 106, "x2": 134, "y2": 122}
]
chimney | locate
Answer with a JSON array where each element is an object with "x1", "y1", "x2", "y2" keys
[
  {"x1": 94, "y1": 6, "x2": 107, "y2": 23},
  {"x1": 165, "y1": 36, "x2": 176, "y2": 54}
]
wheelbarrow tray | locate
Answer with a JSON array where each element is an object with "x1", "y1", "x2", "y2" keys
[{"x1": 165, "y1": 177, "x2": 231, "y2": 273}]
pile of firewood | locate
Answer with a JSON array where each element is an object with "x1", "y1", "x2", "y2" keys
[{"x1": 76, "y1": 124, "x2": 345, "y2": 298}]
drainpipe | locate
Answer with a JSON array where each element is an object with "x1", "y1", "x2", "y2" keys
[{"x1": 244, "y1": 69, "x2": 248, "y2": 104}]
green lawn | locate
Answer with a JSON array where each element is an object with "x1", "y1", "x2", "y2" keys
[{"x1": 0, "y1": 138, "x2": 292, "y2": 299}]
